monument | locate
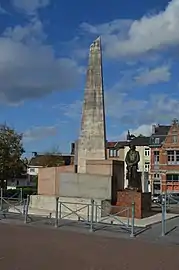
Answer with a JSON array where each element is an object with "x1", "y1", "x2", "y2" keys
[
  {"x1": 29, "y1": 37, "x2": 124, "y2": 218},
  {"x1": 115, "y1": 144, "x2": 151, "y2": 219},
  {"x1": 125, "y1": 144, "x2": 141, "y2": 191},
  {"x1": 77, "y1": 37, "x2": 107, "y2": 174}
]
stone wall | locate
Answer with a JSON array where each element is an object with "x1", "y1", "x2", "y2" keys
[{"x1": 38, "y1": 165, "x2": 74, "y2": 196}]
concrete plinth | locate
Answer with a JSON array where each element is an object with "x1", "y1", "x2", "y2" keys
[
  {"x1": 115, "y1": 190, "x2": 151, "y2": 219},
  {"x1": 29, "y1": 195, "x2": 104, "y2": 221}
]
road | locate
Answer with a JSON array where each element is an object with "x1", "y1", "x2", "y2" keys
[{"x1": 0, "y1": 223, "x2": 179, "y2": 270}]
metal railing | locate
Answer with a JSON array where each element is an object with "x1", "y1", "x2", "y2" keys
[
  {"x1": 0, "y1": 192, "x2": 136, "y2": 237},
  {"x1": 156, "y1": 192, "x2": 175, "y2": 237},
  {"x1": 0, "y1": 189, "x2": 30, "y2": 222},
  {"x1": 54, "y1": 198, "x2": 136, "y2": 237}
]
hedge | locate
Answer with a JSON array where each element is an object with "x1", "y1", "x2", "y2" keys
[{"x1": 2, "y1": 187, "x2": 37, "y2": 199}]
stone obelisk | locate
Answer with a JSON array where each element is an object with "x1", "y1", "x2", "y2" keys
[{"x1": 77, "y1": 37, "x2": 107, "y2": 173}]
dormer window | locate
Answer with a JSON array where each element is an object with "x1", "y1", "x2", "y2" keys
[{"x1": 154, "y1": 138, "x2": 160, "y2": 144}]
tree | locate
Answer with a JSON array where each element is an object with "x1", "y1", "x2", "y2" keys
[{"x1": 0, "y1": 124, "x2": 24, "y2": 188}]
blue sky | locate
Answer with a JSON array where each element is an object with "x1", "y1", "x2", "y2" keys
[{"x1": 0, "y1": 0, "x2": 179, "y2": 155}]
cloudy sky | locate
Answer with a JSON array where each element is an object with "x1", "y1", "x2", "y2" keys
[{"x1": 0, "y1": 0, "x2": 179, "y2": 154}]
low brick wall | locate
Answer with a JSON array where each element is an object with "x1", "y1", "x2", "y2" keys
[{"x1": 114, "y1": 190, "x2": 151, "y2": 219}]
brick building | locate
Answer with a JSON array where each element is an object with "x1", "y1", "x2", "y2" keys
[{"x1": 150, "y1": 119, "x2": 179, "y2": 194}]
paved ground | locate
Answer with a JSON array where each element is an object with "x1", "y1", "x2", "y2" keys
[{"x1": 0, "y1": 223, "x2": 179, "y2": 270}]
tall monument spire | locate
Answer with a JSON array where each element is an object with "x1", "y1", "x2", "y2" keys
[{"x1": 77, "y1": 37, "x2": 107, "y2": 173}]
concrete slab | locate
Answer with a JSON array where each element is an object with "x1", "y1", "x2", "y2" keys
[
  {"x1": 118, "y1": 213, "x2": 179, "y2": 228},
  {"x1": 59, "y1": 172, "x2": 112, "y2": 199}
]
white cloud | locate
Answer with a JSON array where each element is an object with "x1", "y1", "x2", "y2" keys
[
  {"x1": 0, "y1": 18, "x2": 81, "y2": 104},
  {"x1": 80, "y1": 19, "x2": 132, "y2": 36},
  {"x1": 119, "y1": 124, "x2": 153, "y2": 140},
  {"x1": 23, "y1": 125, "x2": 57, "y2": 141},
  {"x1": 60, "y1": 92, "x2": 179, "y2": 132},
  {"x1": 59, "y1": 100, "x2": 83, "y2": 120},
  {"x1": 106, "y1": 92, "x2": 179, "y2": 124},
  {"x1": 12, "y1": 0, "x2": 50, "y2": 14},
  {"x1": 134, "y1": 65, "x2": 171, "y2": 85},
  {"x1": 108, "y1": 64, "x2": 171, "y2": 92},
  {"x1": 0, "y1": 4, "x2": 8, "y2": 14},
  {"x1": 81, "y1": 0, "x2": 179, "y2": 58}
]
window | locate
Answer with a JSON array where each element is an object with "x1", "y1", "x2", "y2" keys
[
  {"x1": 109, "y1": 149, "x2": 119, "y2": 157},
  {"x1": 167, "y1": 150, "x2": 179, "y2": 164},
  {"x1": 172, "y1": 135, "x2": 178, "y2": 143},
  {"x1": 154, "y1": 151, "x2": 159, "y2": 164},
  {"x1": 167, "y1": 150, "x2": 175, "y2": 162},
  {"x1": 154, "y1": 138, "x2": 160, "y2": 144},
  {"x1": 153, "y1": 183, "x2": 161, "y2": 194},
  {"x1": 144, "y1": 162, "x2": 150, "y2": 171},
  {"x1": 154, "y1": 173, "x2": 160, "y2": 179},
  {"x1": 144, "y1": 148, "x2": 150, "y2": 156},
  {"x1": 166, "y1": 174, "x2": 179, "y2": 182}
]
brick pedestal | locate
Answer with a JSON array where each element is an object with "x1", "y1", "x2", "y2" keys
[{"x1": 114, "y1": 190, "x2": 151, "y2": 219}]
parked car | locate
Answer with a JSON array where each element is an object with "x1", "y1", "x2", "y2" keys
[{"x1": 152, "y1": 195, "x2": 161, "y2": 203}]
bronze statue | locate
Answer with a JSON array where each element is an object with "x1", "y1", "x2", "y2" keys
[{"x1": 125, "y1": 144, "x2": 141, "y2": 191}]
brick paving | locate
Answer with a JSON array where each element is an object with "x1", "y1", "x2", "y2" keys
[{"x1": 0, "y1": 223, "x2": 179, "y2": 270}]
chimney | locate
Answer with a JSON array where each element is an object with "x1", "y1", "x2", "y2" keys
[
  {"x1": 152, "y1": 125, "x2": 156, "y2": 134},
  {"x1": 172, "y1": 118, "x2": 178, "y2": 125},
  {"x1": 32, "y1": 152, "x2": 37, "y2": 157},
  {"x1": 71, "y1": 142, "x2": 75, "y2": 155},
  {"x1": 127, "y1": 130, "x2": 131, "y2": 141}
]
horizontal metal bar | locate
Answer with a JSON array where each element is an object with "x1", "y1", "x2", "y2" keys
[{"x1": 59, "y1": 201, "x2": 91, "y2": 206}]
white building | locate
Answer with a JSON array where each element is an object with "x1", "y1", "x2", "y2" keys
[
  {"x1": 27, "y1": 166, "x2": 42, "y2": 176},
  {"x1": 124, "y1": 136, "x2": 151, "y2": 192},
  {"x1": 27, "y1": 152, "x2": 73, "y2": 177}
]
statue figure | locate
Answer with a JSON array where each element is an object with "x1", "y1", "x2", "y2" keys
[{"x1": 125, "y1": 144, "x2": 141, "y2": 191}]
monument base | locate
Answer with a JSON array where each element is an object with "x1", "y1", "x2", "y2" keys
[{"x1": 114, "y1": 190, "x2": 151, "y2": 219}]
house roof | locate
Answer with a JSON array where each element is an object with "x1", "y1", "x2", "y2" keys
[
  {"x1": 149, "y1": 125, "x2": 171, "y2": 146},
  {"x1": 107, "y1": 136, "x2": 150, "y2": 149},
  {"x1": 152, "y1": 125, "x2": 171, "y2": 136},
  {"x1": 29, "y1": 154, "x2": 71, "y2": 167},
  {"x1": 130, "y1": 136, "x2": 150, "y2": 146},
  {"x1": 107, "y1": 141, "x2": 128, "y2": 148}
]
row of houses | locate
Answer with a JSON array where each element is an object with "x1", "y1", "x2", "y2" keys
[{"x1": 106, "y1": 119, "x2": 179, "y2": 195}]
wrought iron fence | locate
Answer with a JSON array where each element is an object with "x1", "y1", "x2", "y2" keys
[
  {"x1": 54, "y1": 198, "x2": 136, "y2": 237},
  {"x1": 0, "y1": 192, "x2": 136, "y2": 237},
  {"x1": 0, "y1": 188, "x2": 29, "y2": 222}
]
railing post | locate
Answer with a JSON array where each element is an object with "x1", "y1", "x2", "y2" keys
[
  {"x1": 164, "y1": 192, "x2": 167, "y2": 215},
  {"x1": 87, "y1": 204, "x2": 90, "y2": 222},
  {"x1": 130, "y1": 202, "x2": 135, "y2": 238},
  {"x1": 24, "y1": 195, "x2": 30, "y2": 224},
  {"x1": 55, "y1": 197, "x2": 59, "y2": 228},
  {"x1": 0, "y1": 188, "x2": 3, "y2": 211},
  {"x1": 127, "y1": 207, "x2": 130, "y2": 228},
  {"x1": 161, "y1": 195, "x2": 166, "y2": 236},
  {"x1": 90, "y1": 199, "x2": 94, "y2": 232},
  {"x1": 20, "y1": 188, "x2": 23, "y2": 203}
]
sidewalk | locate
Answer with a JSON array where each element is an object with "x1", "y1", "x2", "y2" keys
[{"x1": 9, "y1": 205, "x2": 179, "y2": 227}]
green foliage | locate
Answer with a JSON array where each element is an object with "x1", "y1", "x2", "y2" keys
[
  {"x1": 3, "y1": 187, "x2": 37, "y2": 199},
  {"x1": 0, "y1": 124, "x2": 25, "y2": 183}
]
